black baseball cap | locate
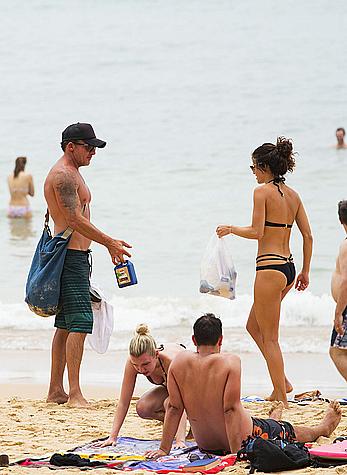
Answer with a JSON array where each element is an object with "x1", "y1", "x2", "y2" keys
[{"x1": 61, "y1": 123, "x2": 106, "y2": 148}]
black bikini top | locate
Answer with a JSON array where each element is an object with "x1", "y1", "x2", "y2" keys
[
  {"x1": 265, "y1": 221, "x2": 293, "y2": 229},
  {"x1": 265, "y1": 177, "x2": 293, "y2": 228},
  {"x1": 146, "y1": 345, "x2": 167, "y2": 387}
]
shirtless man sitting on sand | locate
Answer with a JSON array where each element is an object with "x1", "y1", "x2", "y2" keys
[
  {"x1": 147, "y1": 314, "x2": 342, "y2": 457},
  {"x1": 330, "y1": 200, "x2": 347, "y2": 381}
]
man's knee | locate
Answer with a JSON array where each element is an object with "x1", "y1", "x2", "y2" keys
[
  {"x1": 136, "y1": 399, "x2": 154, "y2": 419},
  {"x1": 330, "y1": 346, "x2": 347, "y2": 367},
  {"x1": 330, "y1": 346, "x2": 344, "y2": 365},
  {"x1": 68, "y1": 331, "x2": 87, "y2": 340},
  {"x1": 246, "y1": 320, "x2": 257, "y2": 336},
  {"x1": 329, "y1": 346, "x2": 336, "y2": 362},
  {"x1": 54, "y1": 328, "x2": 69, "y2": 338}
]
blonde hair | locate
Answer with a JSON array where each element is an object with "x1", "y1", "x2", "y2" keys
[{"x1": 129, "y1": 324, "x2": 156, "y2": 357}]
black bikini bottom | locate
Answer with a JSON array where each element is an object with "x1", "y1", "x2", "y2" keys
[{"x1": 256, "y1": 254, "x2": 296, "y2": 287}]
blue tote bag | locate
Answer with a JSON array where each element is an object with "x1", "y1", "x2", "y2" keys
[{"x1": 25, "y1": 211, "x2": 73, "y2": 317}]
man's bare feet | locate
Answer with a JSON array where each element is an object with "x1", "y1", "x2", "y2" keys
[
  {"x1": 319, "y1": 401, "x2": 342, "y2": 437},
  {"x1": 46, "y1": 391, "x2": 69, "y2": 404},
  {"x1": 268, "y1": 401, "x2": 284, "y2": 420},
  {"x1": 67, "y1": 395, "x2": 90, "y2": 408}
]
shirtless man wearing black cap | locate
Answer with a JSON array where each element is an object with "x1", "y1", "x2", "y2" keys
[{"x1": 44, "y1": 123, "x2": 132, "y2": 407}]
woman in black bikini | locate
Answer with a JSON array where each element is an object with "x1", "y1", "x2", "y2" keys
[
  {"x1": 216, "y1": 137, "x2": 312, "y2": 407},
  {"x1": 98, "y1": 324, "x2": 187, "y2": 447}
]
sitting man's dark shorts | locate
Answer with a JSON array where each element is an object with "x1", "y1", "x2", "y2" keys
[
  {"x1": 203, "y1": 417, "x2": 296, "y2": 455},
  {"x1": 330, "y1": 306, "x2": 347, "y2": 349},
  {"x1": 55, "y1": 250, "x2": 93, "y2": 334},
  {"x1": 252, "y1": 417, "x2": 296, "y2": 442}
]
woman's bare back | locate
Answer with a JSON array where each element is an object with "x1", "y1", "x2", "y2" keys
[{"x1": 258, "y1": 182, "x2": 301, "y2": 258}]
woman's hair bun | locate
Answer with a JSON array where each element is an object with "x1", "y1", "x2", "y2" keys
[
  {"x1": 276, "y1": 136, "x2": 293, "y2": 160},
  {"x1": 136, "y1": 323, "x2": 150, "y2": 336},
  {"x1": 253, "y1": 136, "x2": 296, "y2": 177}
]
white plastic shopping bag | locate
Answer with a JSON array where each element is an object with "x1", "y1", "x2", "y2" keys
[
  {"x1": 87, "y1": 283, "x2": 114, "y2": 354},
  {"x1": 200, "y1": 234, "x2": 237, "y2": 300}
]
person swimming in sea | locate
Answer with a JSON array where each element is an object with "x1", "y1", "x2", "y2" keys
[
  {"x1": 7, "y1": 156, "x2": 35, "y2": 218},
  {"x1": 216, "y1": 137, "x2": 313, "y2": 408},
  {"x1": 336, "y1": 127, "x2": 347, "y2": 149},
  {"x1": 96, "y1": 324, "x2": 187, "y2": 448}
]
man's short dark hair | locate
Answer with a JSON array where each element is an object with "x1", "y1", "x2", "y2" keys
[
  {"x1": 193, "y1": 313, "x2": 222, "y2": 346},
  {"x1": 61, "y1": 140, "x2": 69, "y2": 152},
  {"x1": 338, "y1": 201, "x2": 347, "y2": 225},
  {"x1": 336, "y1": 127, "x2": 346, "y2": 136}
]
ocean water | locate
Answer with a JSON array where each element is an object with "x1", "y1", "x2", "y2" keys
[{"x1": 0, "y1": 0, "x2": 346, "y2": 354}]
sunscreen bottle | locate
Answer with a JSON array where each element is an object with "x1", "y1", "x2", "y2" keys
[{"x1": 114, "y1": 260, "x2": 138, "y2": 288}]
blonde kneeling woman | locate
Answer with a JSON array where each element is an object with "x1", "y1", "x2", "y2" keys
[{"x1": 99, "y1": 324, "x2": 187, "y2": 447}]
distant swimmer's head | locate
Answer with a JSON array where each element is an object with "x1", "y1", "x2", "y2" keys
[
  {"x1": 129, "y1": 324, "x2": 158, "y2": 375},
  {"x1": 193, "y1": 313, "x2": 223, "y2": 348},
  {"x1": 336, "y1": 128, "x2": 346, "y2": 145},
  {"x1": 338, "y1": 200, "x2": 347, "y2": 226},
  {"x1": 14, "y1": 156, "x2": 27, "y2": 178},
  {"x1": 251, "y1": 137, "x2": 296, "y2": 183}
]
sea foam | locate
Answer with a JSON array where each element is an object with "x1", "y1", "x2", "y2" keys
[{"x1": 0, "y1": 291, "x2": 334, "y2": 332}]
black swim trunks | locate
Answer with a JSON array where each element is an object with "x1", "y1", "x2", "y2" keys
[
  {"x1": 201, "y1": 418, "x2": 296, "y2": 455},
  {"x1": 251, "y1": 417, "x2": 296, "y2": 442},
  {"x1": 55, "y1": 250, "x2": 93, "y2": 334},
  {"x1": 330, "y1": 306, "x2": 347, "y2": 349}
]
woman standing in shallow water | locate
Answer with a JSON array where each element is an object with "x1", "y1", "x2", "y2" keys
[
  {"x1": 217, "y1": 137, "x2": 313, "y2": 407},
  {"x1": 7, "y1": 156, "x2": 34, "y2": 218}
]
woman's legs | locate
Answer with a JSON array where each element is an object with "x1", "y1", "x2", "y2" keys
[
  {"x1": 136, "y1": 386, "x2": 169, "y2": 421},
  {"x1": 137, "y1": 386, "x2": 187, "y2": 447},
  {"x1": 247, "y1": 298, "x2": 293, "y2": 398},
  {"x1": 246, "y1": 280, "x2": 294, "y2": 400},
  {"x1": 248, "y1": 270, "x2": 291, "y2": 407}
]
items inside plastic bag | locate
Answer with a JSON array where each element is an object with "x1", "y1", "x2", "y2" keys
[{"x1": 200, "y1": 235, "x2": 237, "y2": 300}]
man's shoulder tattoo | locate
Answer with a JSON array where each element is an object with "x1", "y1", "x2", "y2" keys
[{"x1": 54, "y1": 170, "x2": 79, "y2": 212}]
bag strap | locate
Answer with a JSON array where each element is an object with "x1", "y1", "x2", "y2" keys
[
  {"x1": 44, "y1": 204, "x2": 86, "y2": 240},
  {"x1": 44, "y1": 209, "x2": 52, "y2": 238}
]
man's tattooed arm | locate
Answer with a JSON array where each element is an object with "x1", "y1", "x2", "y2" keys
[
  {"x1": 54, "y1": 170, "x2": 80, "y2": 216},
  {"x1": 52, "y1": 169, "x2": 113, "y2": 246}
]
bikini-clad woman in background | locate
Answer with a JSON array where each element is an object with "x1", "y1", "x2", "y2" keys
[
  {"x1": 98, "y1": 324, "x2": 187, "y2": 447},
  {"x1": 217, "y1": 137, "x2": 313, "y2": 407},
  {"x1": 7, "y1": 156, "x2": 35, "y2": 218}
]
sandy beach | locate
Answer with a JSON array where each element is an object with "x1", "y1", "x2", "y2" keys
[
  {"x1": 0, "y1": 348, "x2": 346, "y2": 474},
  {"x1": 1, "y1": 395, "x2": 347, "y2": 475}
]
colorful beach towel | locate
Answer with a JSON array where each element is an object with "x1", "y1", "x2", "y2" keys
[
  {"x1": 241, "y1": 395, "x2": 265, "y2": 403},
  {"x1": 15, "y1": 437, "x2": 237, "y2": 472}
]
